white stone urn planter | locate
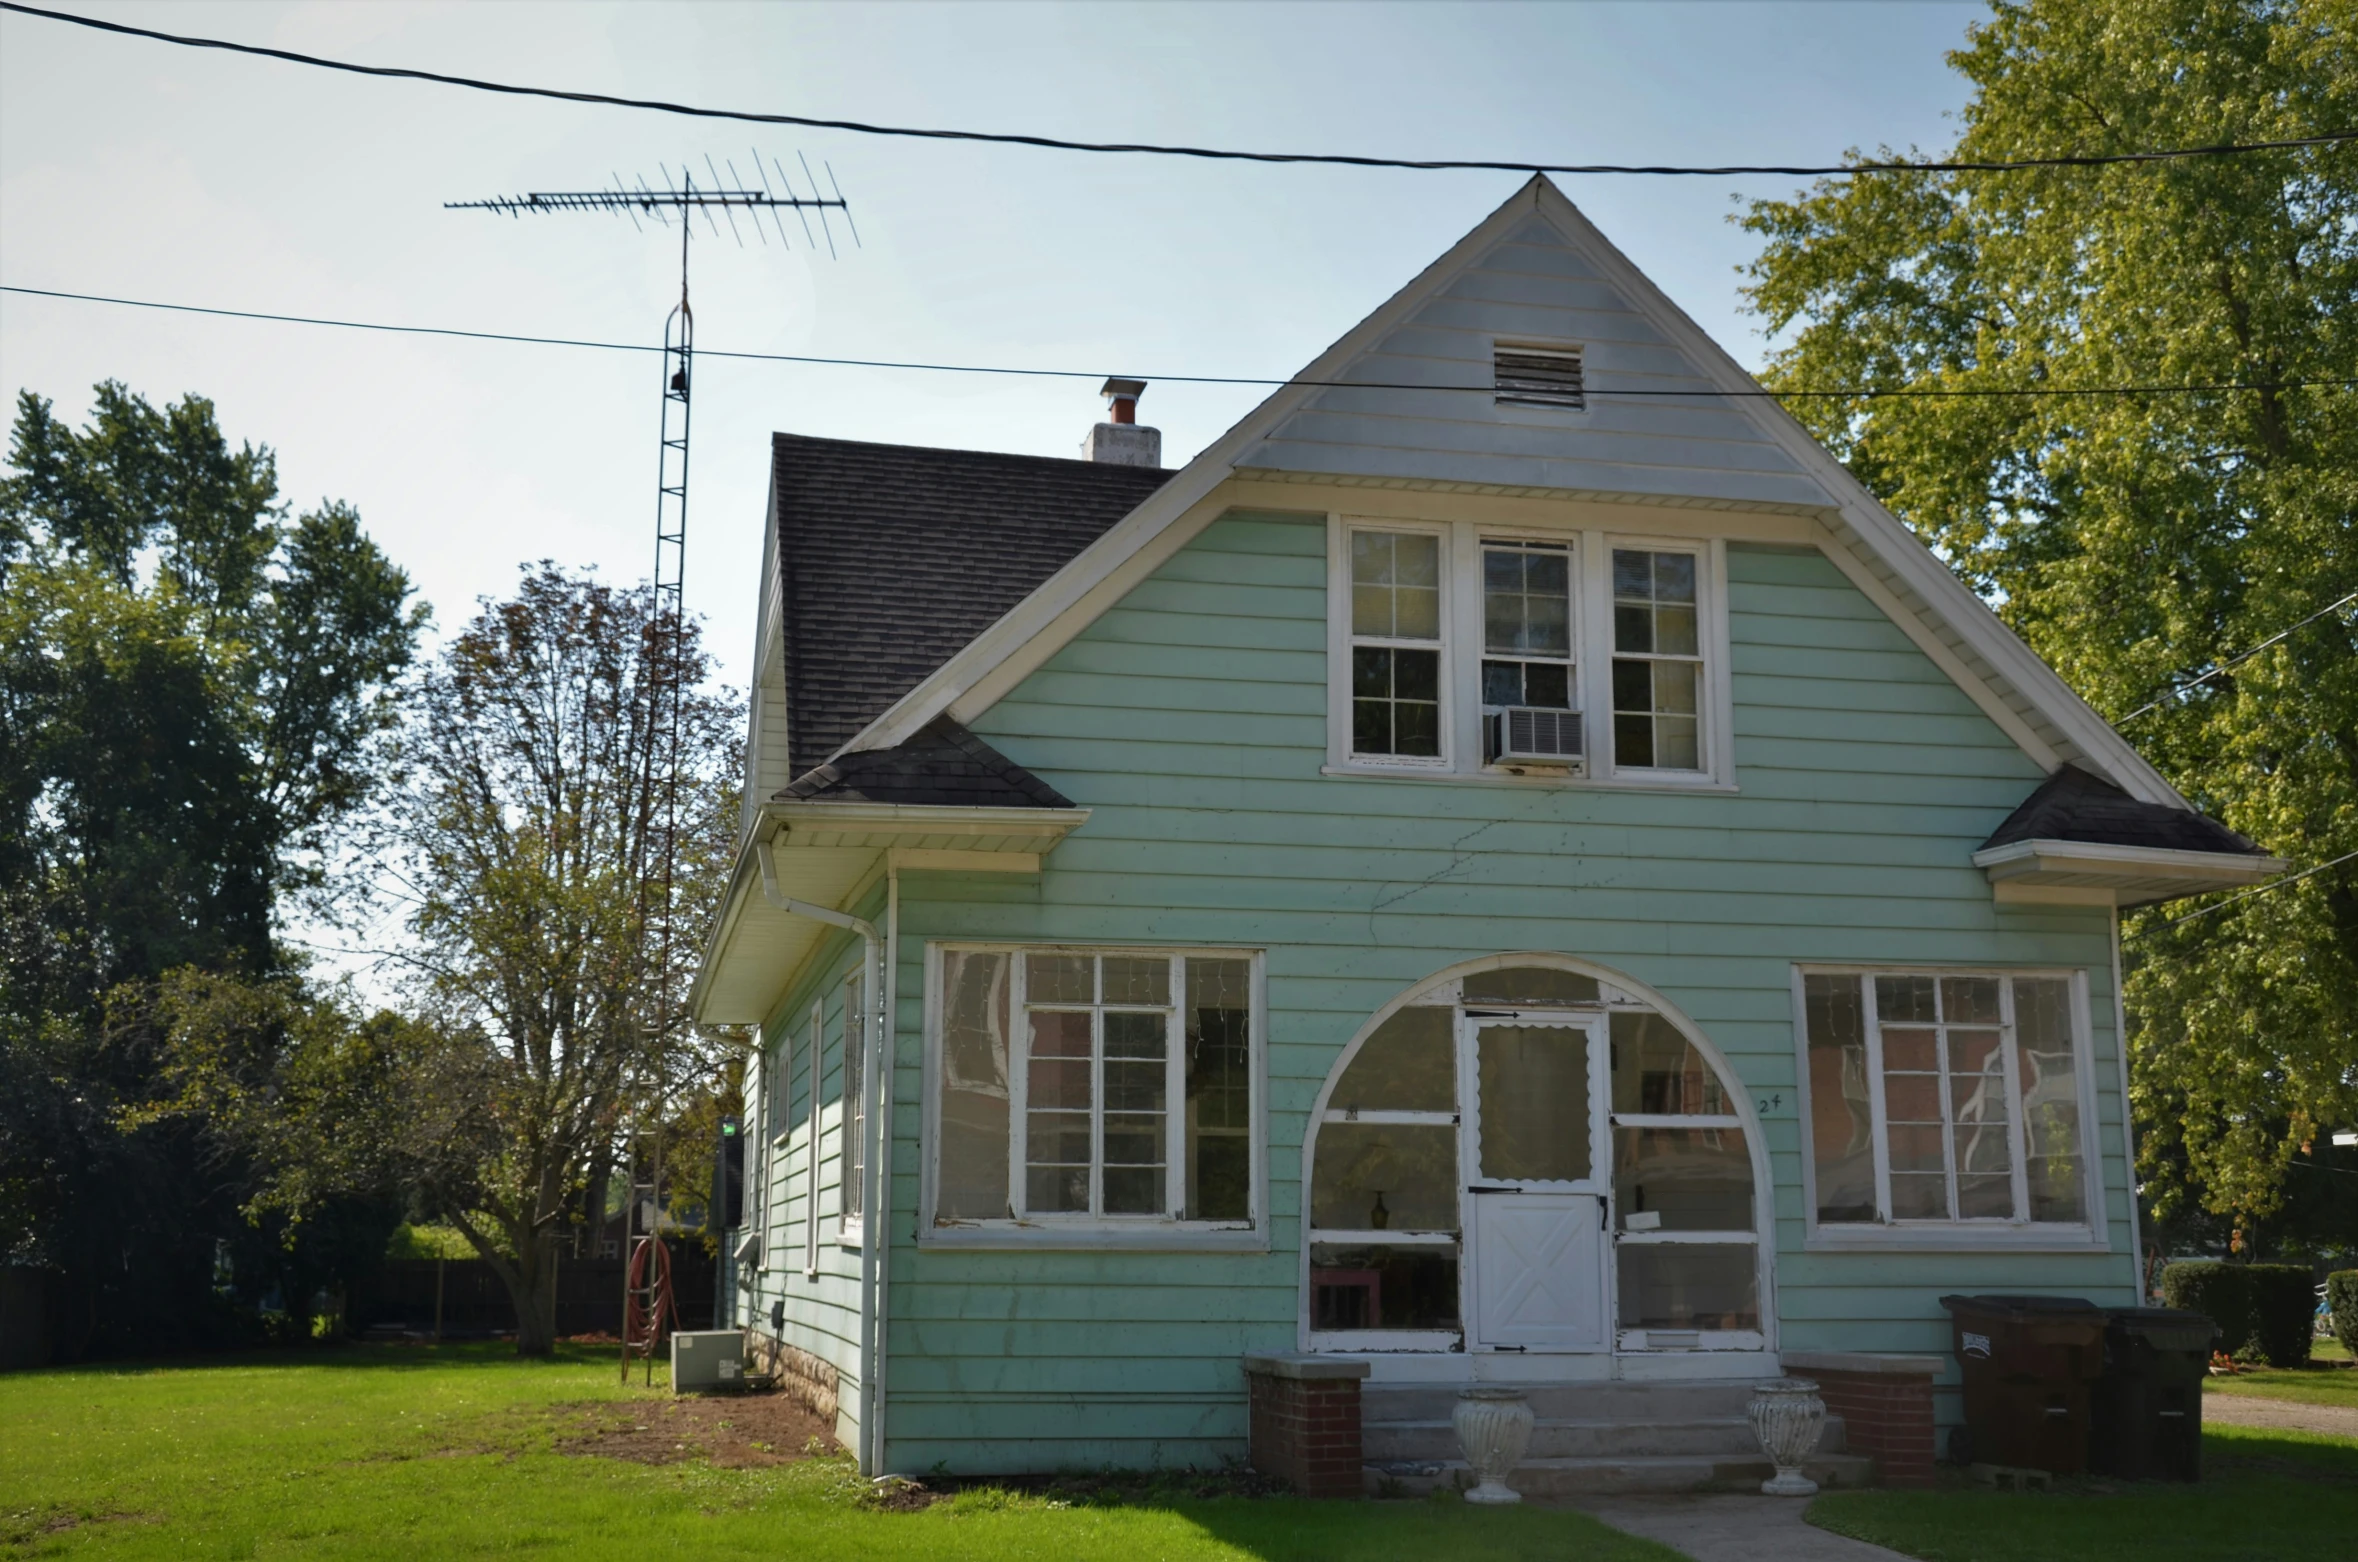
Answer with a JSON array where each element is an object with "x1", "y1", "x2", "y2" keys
[
  {"x1": 1748, "y1": 1377, "x2": 1827, "y2": 1496},
  {"x1": 1452, "y1": 1387, "x2": 1534, "y2": 1505}
]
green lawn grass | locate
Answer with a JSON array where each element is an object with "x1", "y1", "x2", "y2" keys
[
  {"x1": 2205, "y1": 1335, "x2": 2358, "y2": 1408},
  {"x1": 0, "y1": 1344, "x2": 1678, "y2": 1561},
  {"x1": 1805, "y1": 1425, "x2": 2358, "y2": 1562}
]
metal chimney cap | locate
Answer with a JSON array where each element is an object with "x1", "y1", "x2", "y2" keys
[{"x1": 1099, "y1": 377, "x2": 1148, "y2": 401}]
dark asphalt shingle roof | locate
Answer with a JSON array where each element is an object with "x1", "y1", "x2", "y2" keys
[
  {"x1": 773, "y1": 432, "x2": 1173, "y2": 782},
  {"x1": 1981, "y1": 765, "x2": 2261, "y2": 857},
  {"x1": 778, "y1": 716, "x2": 1074, "y2": 808}
]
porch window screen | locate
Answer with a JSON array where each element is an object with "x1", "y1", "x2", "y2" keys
[
  {"x1": 1803, "y1": 971, "x2": 2088, "y2": 1228},
  {"x1": 932, "y1": 947, "x2": 1257, "y2": 1229}
]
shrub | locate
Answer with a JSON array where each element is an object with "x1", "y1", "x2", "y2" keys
[
  {"x1": 2161, "y1": 1261, "x2": 2255, "y2": 1354},
  {"x1": 2327, "y1": 1270, "x2": 2358, "y2": 1358},
  {"x1": 2244, "y1": 1264, "x2": 2318, "y2": 1367}
]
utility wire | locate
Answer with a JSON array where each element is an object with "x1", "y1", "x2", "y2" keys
[
  {"x1": 5, "y1": 1, "x2": 2355, "y2": 179},
  {"x1": 11, "y1": 284, "x2": 2358, "y2": 403},
  {"x1": 2141, "y1": 848, "x2": 2358, "y2": 932},
  {"x1": 2118, "y1": 590, "x2": 2358, "y2": 723}
]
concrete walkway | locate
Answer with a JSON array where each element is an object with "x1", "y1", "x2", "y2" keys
[
  {"x1": 2201, "y1": 1390, "x2": 2358, "y2": 1440},
  {"x1": 1569, "y1": 1494, "x2": 1916, "y2": 1562}
]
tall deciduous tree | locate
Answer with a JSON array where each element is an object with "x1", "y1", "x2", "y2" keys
[
  {"x1": 1737, "y1": 0, "x2": 2357, "y2": 1243},
  {"x1": 0, "y1": 383, "x2": 424, "y2": 1352},
  {"x1": 377, "y1": 566, "x2": 738, "y2": 1354}
]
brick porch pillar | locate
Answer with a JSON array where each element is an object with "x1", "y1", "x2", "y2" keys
[
  {"x1": 1784, "y1": 1350, "x2": 1942, "y2": 1489},
  {"x1": 1243, "y1": 1354, "x2": 1369, "y2": 1499}
]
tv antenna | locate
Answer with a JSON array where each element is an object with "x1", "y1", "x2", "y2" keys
[{"x1": 448, "y1": 154, "x2": 854, "y2": 1384}]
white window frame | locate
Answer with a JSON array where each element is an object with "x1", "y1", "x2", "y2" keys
[
  {"x1": 1329, "y1": 518, "x2": 1454, "y2": 771},
  {"x1": 1791, "y1": 964, "x2": 2108, "y2": 1252},
  {"x1": 921, "y1": 942, "x2": 1269, "y2": 1251},
  {"x1": 838, "y1": 966, "x2": 866, "y2": 1245},
  {"x1": 1325, "y1": 516, "x2": 1733, "y2": 790}
]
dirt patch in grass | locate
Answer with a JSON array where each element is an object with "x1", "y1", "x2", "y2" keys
[
  {"x1": 2, "y1": 1507, "x2": 145, "y2": 1546},
  {"x1": 548, "y1": 1390, "x2": 837, "y2": 1468}
]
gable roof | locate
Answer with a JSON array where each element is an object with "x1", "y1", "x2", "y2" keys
[
  {"x1": 825, "y1": 175, "x2": 2195, "y2": 817},
  {"x1": 1981, "y1": 764, "x2": 2260, "y2": 857},
  {"x1": 777, "y1": 714, "x2": 1073, "y2": 808},
  {"x1": 771, "y1": 432, "x2": 1172, "y2": 777}
]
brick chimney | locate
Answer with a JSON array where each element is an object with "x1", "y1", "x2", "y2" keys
[{"x1": 1081, "y1": 378, "x2": 1161, "y2": 468}]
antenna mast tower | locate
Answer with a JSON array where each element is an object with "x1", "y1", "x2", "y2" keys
[{"x1": 449, "y1": 156, "x2": 853, "y2": 1383}]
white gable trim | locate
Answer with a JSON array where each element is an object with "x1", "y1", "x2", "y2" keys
[
  {"x1": 1515, "y1": 182, "x2": 2179, "y2": 807},
  {"x1": 844, "y1": 184, "x2": 1553, "y2": 755},
  {"x1": 835, "y1": 177, "x2": 2185, "y2": 814}
]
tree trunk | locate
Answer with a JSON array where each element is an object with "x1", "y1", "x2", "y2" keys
[{"x1": 462, "y1": 1221, "x2": 560, "y2": 1356}]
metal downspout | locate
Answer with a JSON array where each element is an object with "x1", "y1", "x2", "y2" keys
[
  {"x1": 864, "y1": 861, "x2": 900, "y2": 1477},
  {"x1": 753, "y1": 838, "x2": 884, "y2": 1462}
]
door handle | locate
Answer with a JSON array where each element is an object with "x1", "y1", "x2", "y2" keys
[{"x1": 1467, "y1": 1185, "x2": 1521, "y2": 1194}]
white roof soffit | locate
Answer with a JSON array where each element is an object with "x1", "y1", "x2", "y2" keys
[
  {"x1": 833, "y1": 176, "x2": 2186, "y2": 815},
  {"x1": 1971, "y1": 838, "x2": 2288, "y2": 909},
  {"x1": 690, "y1": 803, "x2": 1088, "y2": 1028}
]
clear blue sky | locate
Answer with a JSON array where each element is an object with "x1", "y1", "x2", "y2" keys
[{"x1": 3, "y1": 0, "x2": 1988, "y2": 690}]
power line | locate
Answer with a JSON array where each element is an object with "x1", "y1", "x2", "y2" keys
[
  {"x1": 11, "y1": 284, "x2": 2358, "y2": 403},
  {"x1": 2141, "y1": 848, "x2": 2358, "y2": 933},
  {"x1": 5, "y1": 1, "x2": 2354, "y2": 179},
  {"x1": 2119, "y1": 590, "x2": 2358, "y2": 723}
]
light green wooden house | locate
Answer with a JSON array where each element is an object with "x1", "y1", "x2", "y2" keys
[{"x1": 690, "y1": 177, "x2": 2276, "y2": 1492}]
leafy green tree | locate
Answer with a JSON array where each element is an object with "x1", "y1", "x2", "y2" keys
[
  {"x1": 367, "y1": 566, "x2": 738, "y2": 1354},
  {"x1": 0, "y1": 383, "x2": 423, "y2": 1354},
  {"x1": 1738, "y1": 0, "x2": 2358, "y2": 1245}
]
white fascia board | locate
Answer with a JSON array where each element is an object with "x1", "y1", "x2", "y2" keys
[
  {"x1": 1518, "y1": 181, "x2": 2186, "y2": 810},
  {"x1": 835, "y1": 181, "x2": 1558, "y2": 758},
  {"x1": 766, "y1": 802, "x2": 1090, "y2": 838},
  {"x1": 1971, "y1": 838, "x2": 2288, "y2": 879}
]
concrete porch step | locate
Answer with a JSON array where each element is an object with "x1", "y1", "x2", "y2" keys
[
  {"x1": 1359, "y1": 1378, "x2": 1771, "y2": 1424},
  {"x1": 1363, "y1": 1450, "x2": 1878, "y2": 1499},
  {"x1": 1365, "y1": 1413, "x2": 1849, "y2": 1463}
]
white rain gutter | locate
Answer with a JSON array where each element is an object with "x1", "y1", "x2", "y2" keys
[{"x1": 754, "y1": 836, "x2": 891, "y2": 1475}]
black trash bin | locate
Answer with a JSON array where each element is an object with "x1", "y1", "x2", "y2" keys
[
  {"x1": 2091, "y1": 1307, "x2": 2216, "y2": 1481},
  {"x1": 1940, "y1": 1294, "x2": 2108, "y2": 1474}
]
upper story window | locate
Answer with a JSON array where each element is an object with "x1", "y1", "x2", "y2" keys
[
  {"x1": 927, "y1": 945, "x2": 1263, "y2": 1247},
  {"x1": 1327, "y1": 520, "x2": 1727, "y2": 787},
  {"x1": 1612, "y1": 548, "x2": 1703, "y2": 772},
  {"x1": 1349, "y1": 530, "x2": 1443, "y2": 762},
  {"x1": 1800, "y1": 968, "x2": 2095, "y2": 1244}
]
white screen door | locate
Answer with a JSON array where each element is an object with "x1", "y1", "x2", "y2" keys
[{"x1": 1462, "y1": 1018, "x2": 1609, "y2": 1351}]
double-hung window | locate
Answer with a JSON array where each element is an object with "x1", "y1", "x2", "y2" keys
[
  {"x1": 1800, "y1": 969, "x2": 2095, "y2": 1241},
  {"x1": 1330, "y1": 520, "x2": 1725, "y2": 784},
  {"x1": 1348, "y1": 529, "x2": 1444, "y2": 763},
  {"x1": 1611, "y1": 548, "x2": 1703, "y2": 772},
  {"x1": 929, "y1": 946, "x2": 1261, "y2": 1243}
]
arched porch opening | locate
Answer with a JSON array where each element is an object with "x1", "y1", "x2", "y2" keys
[{"x1": 1299, "y1": 954, "x2": 1772, "y2": 1359}]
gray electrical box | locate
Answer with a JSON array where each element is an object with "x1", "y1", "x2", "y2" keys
[{"x1": 670, "y1": 1329, "x2": 747, "y2": 1393}]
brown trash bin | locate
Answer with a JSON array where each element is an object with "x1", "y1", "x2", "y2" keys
[{"x1": 1939, "y1": 1294, "x2": 2108, "y2": 1474}]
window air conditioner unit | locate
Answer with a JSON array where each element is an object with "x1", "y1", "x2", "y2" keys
[{"x1": 1491, "y1": 707, "x2": 1584, "y2": 767}]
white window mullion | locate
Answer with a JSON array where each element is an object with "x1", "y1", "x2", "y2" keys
[
  {"x1": 1007, "y1": 954, "x2": 1029, "y2": 1220},
  {"x1": 1935, "y1": 1012, "x2": 1961, "y2": 1223},
  {"x1": 1449, "y1": 523, "x2": 1483, "y2": 771},
  {"x1": 1863, "y1": 977, "x2": 1893, "y2": 1223},
  {"x1": 1998, "y1": 978, "x2": 2033, "y2": 1225},
  {"x1": 1166, "y1": 955, "x2": 1186, "y2": 1219},
  {"x1": 1089, "y1": 1006, "x2": 1107, "y2": 1217}
]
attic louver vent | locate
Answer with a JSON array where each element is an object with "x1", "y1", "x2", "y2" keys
[{"x1": 1494, "y1": 346, "x2": 1586, "y2": 410}]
